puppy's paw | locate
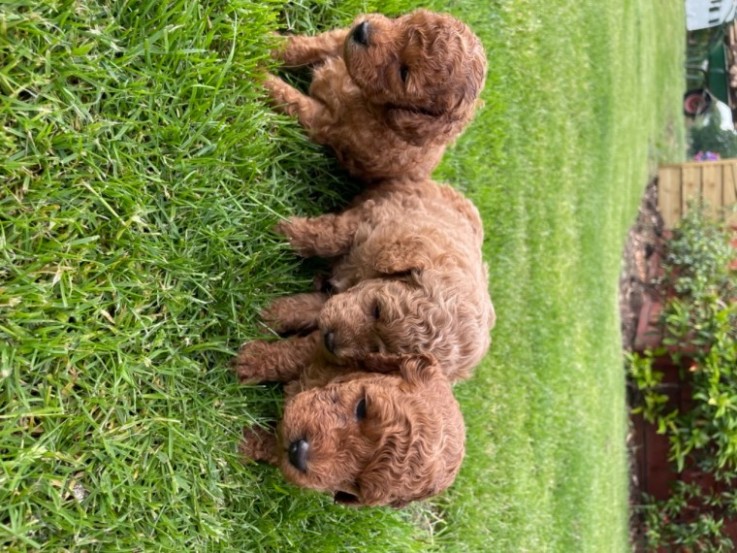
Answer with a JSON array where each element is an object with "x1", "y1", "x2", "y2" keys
[
  {"x1": 259, "y1": 298, "x2": 294, "y2": 334},
  {"x1": 274, "y1": 217, "x2": 316, "y2": 257},
  {"x1": 260, "y1": 296, "x2": 320, "y2": 335},
  {"x1": 273, "y1": 216, "x2": 298, "y2": 237},
  {"x1": 262, "y1": 72, "x2": 284, "y2": 99},
  {"x1": 231, "y1": 340, "x2": 272, "y2": 383},
  {"x1": 240, "y1": 426, "x2": 279, "y2": 465},
  {"x1": 268, "y1": 32, "x2": 289, "y2": 61}
]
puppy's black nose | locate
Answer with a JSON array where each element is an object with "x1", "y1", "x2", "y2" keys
[
  {"x1": 288, "y1": 439, "x2": 309, "y2": 472},
  {"x1": 351, "y1": 21, "x2": 369, "y2": 46},
  {"x1": 323, "y1": 331, "x2": 336, "y2": 354}
]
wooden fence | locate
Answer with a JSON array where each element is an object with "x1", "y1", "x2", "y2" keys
[{"x1": 658, "y1": 160, "x2": 737, "y2": 229}]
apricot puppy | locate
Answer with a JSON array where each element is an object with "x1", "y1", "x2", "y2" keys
[
  {"x1": 265, "y1": 9, "x2": 487, "y2": 182},
  {"x1": 233, "y1": 178, "x2": 495, "y2": 384},
  {"x1": 240, "y1": 354, "x2": 465, "y2": 508}
]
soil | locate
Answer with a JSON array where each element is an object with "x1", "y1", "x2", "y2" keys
[
  {"x1": 618, "y1": 178, "x2": 665, "y2": 351},
  {"x1": 620, "y1": 177, "x2": 670, "y2": 552}
]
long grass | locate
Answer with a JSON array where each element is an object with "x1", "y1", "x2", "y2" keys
[{"x1": 1, "y1": 0, "x2": 684, "y2": 551}]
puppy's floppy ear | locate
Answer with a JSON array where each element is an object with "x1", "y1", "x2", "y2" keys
[
  {"x1": 351, "y1": 357, "x2": 449, "y2": 508},
  {"x1": 385, "y1": 78, "x2": 482, "y2": 147},
  {"x1": 371, "y1": 231, "x2": 439, "y2": 274},
  {"x1": 357, "y1": 352, "x2": 404, "y2": 373},
  {"x1": 359, "y1": 353, "x2": 439, "y2": 387},
  {"x1": 385, "y1": 107, "x2": 459, "y2": 147},
  {"x1": 396, "y1": 353, "x2": 440, "y2": 387},
  {"x1": 386, "y1": 84, "x2": 486, "y2": 148},
  {"x1": 356, "y1": 468, "x2": 415, "y2": 508}
]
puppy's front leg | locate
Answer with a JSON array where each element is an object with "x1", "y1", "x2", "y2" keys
[
  {"x1": 275, "y1": 210, "x2": 362, "y2": 258},
  {"x1": 232, "y1": 332, "x2": 319, "y2": 383},
  {"x1": 240, "y1": 426, "x2": 279, "y2": 466},
  {"x1": 260, "y1": 292, "x2": 328, "y2": 335},
  {"x1": 274, "y1": 29, "x2": 349, "y2": 67},
  {"x1": 264, "y1": 73, "x2": 326, "y2": 131}
]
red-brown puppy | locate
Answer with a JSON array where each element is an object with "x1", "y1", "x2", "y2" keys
[
  {"x1": 240, "y1": 354, "x2": 465, "y2": 508},
  {"x1": 265, "y1": 10, "x2": 487, "y2": 182}
]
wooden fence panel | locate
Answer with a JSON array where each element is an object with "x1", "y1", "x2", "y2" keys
[
  {"x1": 725, "y1": 163, "x2": 737, "y2": 226},
  {"x1": 658, "y1": 166, "x2": 682, "y2": 228},
  {"x1": 702, "y1": 164, "x2": 721, "y2": 219},
  {"x1": 681, "y1": 165, "x2": 702, "y2": 219},
  {"x1": 658, "y1": 160, "x2": 737, "y2": 228}
]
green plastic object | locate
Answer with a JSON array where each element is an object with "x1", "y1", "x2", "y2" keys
[{"x1": 706, "y1": 41, "x2": 730, "y2": 104}]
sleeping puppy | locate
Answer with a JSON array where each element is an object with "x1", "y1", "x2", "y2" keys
[{"x1": 233, "y1": 178, "x2": 495, "y2": 384}]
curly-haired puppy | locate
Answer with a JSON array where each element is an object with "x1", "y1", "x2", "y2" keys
[
  {"x1": 264, "y1": 9, "x2": 487, "y2": 182},
  {"x1": 240, "y1": 354, "x2": 465, "y2": 508},
  {"x1": 233, "y1": 178, "x2": 495, "y2": 384}
]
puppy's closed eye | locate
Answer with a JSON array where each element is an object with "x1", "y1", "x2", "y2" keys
[
  {"x1": 371, "y1": 301, "x2": 381, "y2": 320},
  {"x1": 399, "y1": 65, "x2": 409, "y2": 83},
  {"x1": 355, "y1": 397, "x2": 367, "y2": 421}
]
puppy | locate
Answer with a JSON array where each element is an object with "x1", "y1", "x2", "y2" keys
[
  {"x1": 265, "y1": 9, "x2": 487, "y2": 182},
  {"x1": 240, "y1": 354, "x2": 465, "y2": 508},
  {"x1": 233, "y1": 178, "x2": 495, "y2": 384}
]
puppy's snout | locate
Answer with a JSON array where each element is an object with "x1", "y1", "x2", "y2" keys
[
  {"x1": 288, "y1": 438, "x2": 309, "y2": 472},
  {"x1": 351, "y1": 21, "x2": 369, "y2": 46},
  {"x1": 323, "y1": 331, "x2": 336, "y2": 354}
]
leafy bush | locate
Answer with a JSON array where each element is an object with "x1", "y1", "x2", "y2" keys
[
  {"x1": 640, "y1": 482, "x2": 736, "y2": 552},
  {"x1": 663, "y1": 205, "x2": 736, "y2": 301},
  {"x1": 629, "y1": 204, "x2": 737, "y2": 551}
]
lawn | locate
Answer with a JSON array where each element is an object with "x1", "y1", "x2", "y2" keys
[{"x1": 0, "y1": 1, "x2": 684, "y2": 552}]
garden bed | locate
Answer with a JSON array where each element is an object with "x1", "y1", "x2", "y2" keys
[{"x1": 622, "y1": 178, "x2": 737, "y2": 551}]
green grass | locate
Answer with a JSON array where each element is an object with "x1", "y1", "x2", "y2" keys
[
  {"x1": 0, "y1": 1, "x2": 685, "y2": 551},
  {"x1": 431, "y1": 1, "x2": 686, "y2": 551}
]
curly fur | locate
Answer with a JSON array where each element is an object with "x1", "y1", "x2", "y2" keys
[
  {"x1": 233, "y1": 178, "x2": 495, "y2": 384},
  {"x1": 265, "y1": 9, "x2": 487, "y2": 182},
  {"x1": 240, "y1": 354, "x2": 465, "y2": 508}
]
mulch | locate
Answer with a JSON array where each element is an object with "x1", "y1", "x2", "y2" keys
[
  {"x1": 619, "y1": 178, "x2": 665, "y2": 353},
  {"x1": 620, "y1": 178, "x2": 660, "y2": 551}
]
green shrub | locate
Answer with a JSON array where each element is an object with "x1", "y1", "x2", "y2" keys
[
  {"x1": 628, "y1": 204, "x2": 737, "y2": 551},
  {"x1": 663, "y1": 204, "x2": 735, "y2": 301},
  {"x1": 640, "y1": 482, "x2": 736, "y2": 552}
]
